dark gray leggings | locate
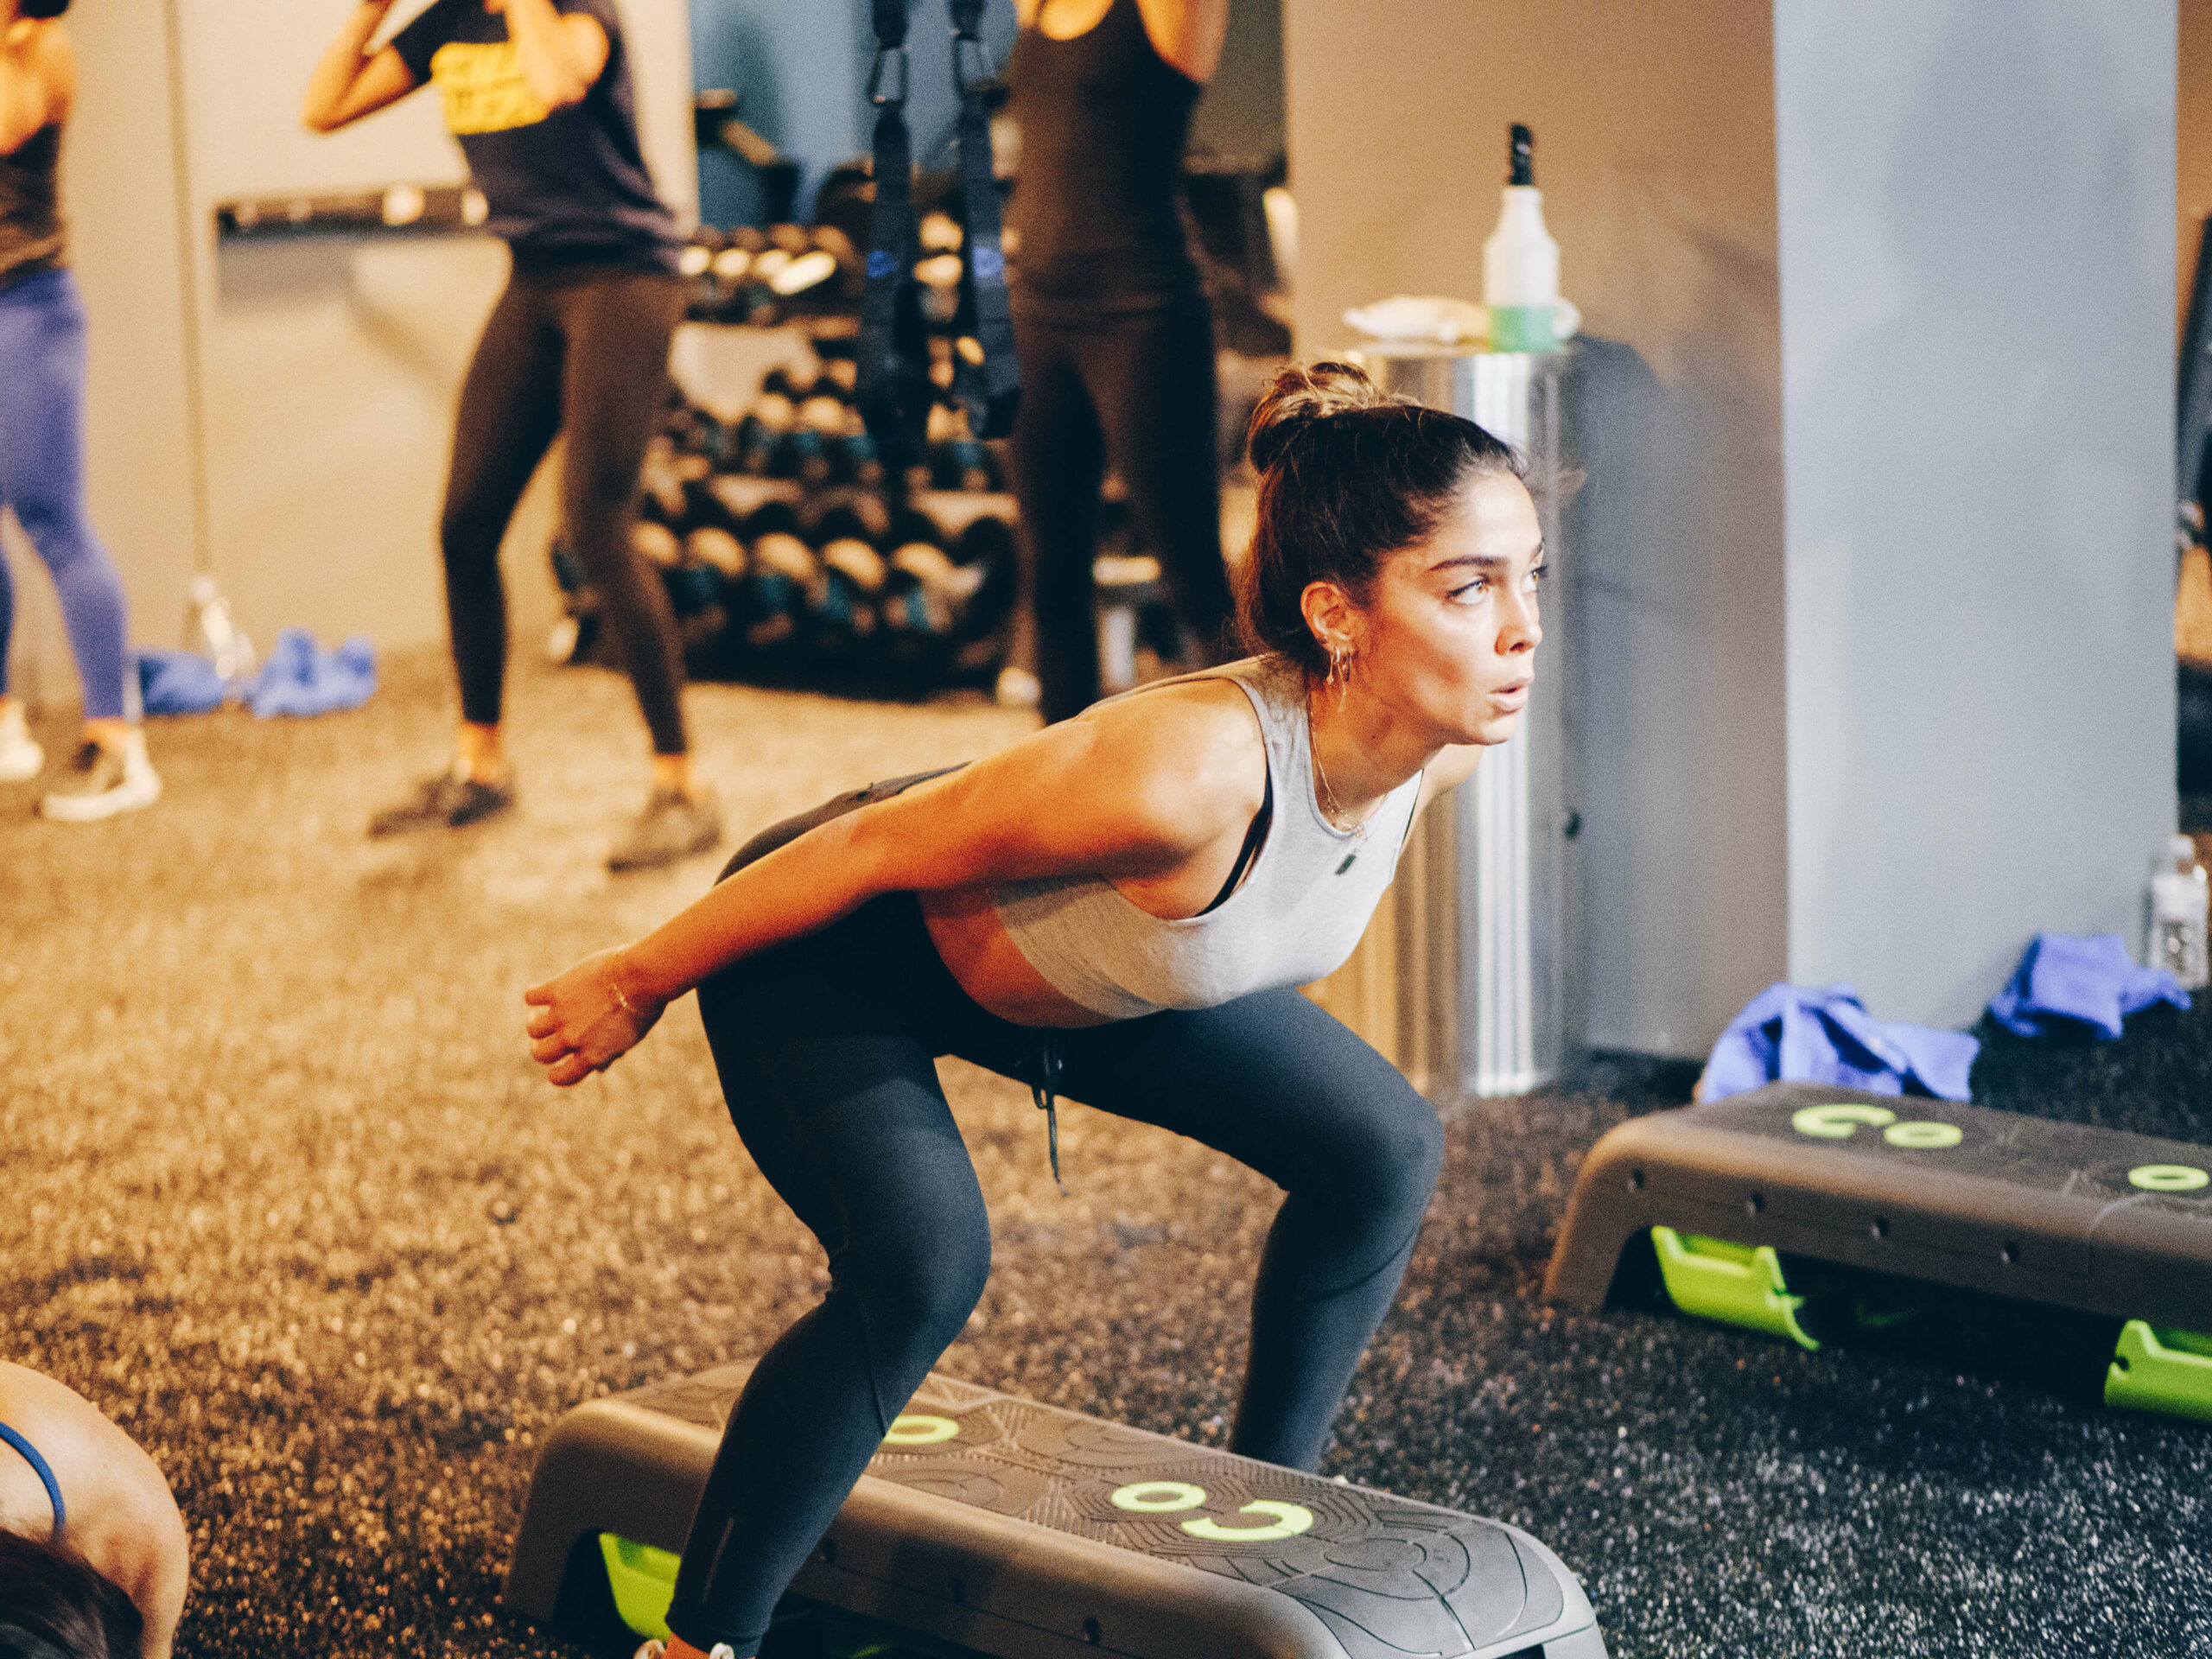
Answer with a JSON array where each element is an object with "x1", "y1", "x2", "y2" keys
[
  {"x1": 664, "y1": 778, "x2": 1444, "y2": 1653},
  {"x1": 441, "y1": 263, "x2": 690, "y2": 753}
]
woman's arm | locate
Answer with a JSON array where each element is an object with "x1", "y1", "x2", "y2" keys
[
  {"x1": 502, "y1": 0, "x2": 607, "y2": 112},
  {"x1": 0, "y1": 12, "x2": 61, "y2": 155},
  {"x1": 302, "y1": 0, "x2": 416, "y2": 133},
  {"x1": 1134, "y1": 0, "x2": 1230, "y2": 82},
  {"x1": 1015, "y1": 0, "x2": 1228, "y2": 83},
  {"x1": 525, "y1": 689, "x2": 1262, "y2": 1084}
]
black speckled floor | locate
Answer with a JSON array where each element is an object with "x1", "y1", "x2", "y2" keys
[{"x1": 3, "y1": 652, "x2": 2208, "y2": 1659}]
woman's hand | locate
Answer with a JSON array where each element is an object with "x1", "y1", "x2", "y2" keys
[{"x1": 524, "y1": 948, "x2": 665, "y2": 1085}]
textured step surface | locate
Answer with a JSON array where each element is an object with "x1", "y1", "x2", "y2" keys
[
  {"x1": 1545, "y1": 1081, "x2": 2212, "y2": 1325},
  {"x1": 506, "y1": 1364, "x2": 1606, "y2": 1659}
]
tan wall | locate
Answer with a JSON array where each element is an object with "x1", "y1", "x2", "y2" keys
[{"x1": 1283, "y1": 0, "x2": 1788, "y2": 1055}]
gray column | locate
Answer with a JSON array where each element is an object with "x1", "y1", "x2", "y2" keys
[{"x1": 1777, "y1": 0, "x2": 2177, "y2": 1026}]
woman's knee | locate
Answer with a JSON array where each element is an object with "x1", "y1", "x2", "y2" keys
[
  {"x1": 437, "y1": 505, "x2": 505, "y2": 578},
  {"x1": 9, "y1": 497, "x2": 99, "y2": 572},
  {"x1": 849, "y1": 1215, "x2": 991, "y2": 1355},
  {"x1": 1328, "y1": 1089, "x2": 1445, "y2": 1231}
]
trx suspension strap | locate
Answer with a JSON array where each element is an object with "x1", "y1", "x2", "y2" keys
[
  {"x1": 855, "y1": 0, "x2": 1020, "y2": 467},
  {"x1": 948, "y1": 0, "x2": 1020, "y2": 440},
  {"x1": 855, "y1": 0, "x2": 933, "y2": 473}
]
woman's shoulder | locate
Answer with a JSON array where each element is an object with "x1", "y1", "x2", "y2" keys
[
  {"x1": 16, "y1": 22, "x2": 75, "y2": 119},
  {"x1": 1092, "y1": 664, "x2": 1264, "y2": 746},
  {"x1": 1070, "y1": 669, "x2": 1267, "y2": 816}
]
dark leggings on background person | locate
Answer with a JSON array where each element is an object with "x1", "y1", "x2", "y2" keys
[
  {"x1": 1009, "y1": 296, "x2": 1234, "y2": 724},
  {"x1": 441, "y1": 262, "x2": 689, "y2": 754},
  {"x1": 660, "y1": 778, "x2": 1445, "y2": 1654}
]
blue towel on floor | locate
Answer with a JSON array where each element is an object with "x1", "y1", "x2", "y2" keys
[
  {"x1": 1986, "y1": 931, "x2": 2190, "y2": 1040},
  {"x1": 246, "y1": 630, "x2": 376, "y2": 719},
  {"x1": 1701, "y1": 982, "x2": 1979, "y2": 1103},
  {"x1": 134, "y1": 648, "x2": 229, "y2": 715}
]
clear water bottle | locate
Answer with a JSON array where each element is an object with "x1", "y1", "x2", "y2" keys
[
  {"x1": 2150, "y1": 833, "x2": 2210, "y2": 990},
  {"x1": 186, "y1": 574, "x2": 256, "y2": 685}
]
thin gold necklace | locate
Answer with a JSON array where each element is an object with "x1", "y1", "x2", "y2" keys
[{"x1": 1306, "y1": 699, "x2": 1370, "y2": 840}]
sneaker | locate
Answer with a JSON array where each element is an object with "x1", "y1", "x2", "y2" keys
[
  {"x1": 367, "y1": 769, "x2": 515, "y2": 837},
  {"x1": 37, "y1": 731, "x2": 161, "y2": 822},
  {"x1": 607, "y1": 785, "x2": 723, "y2": 872},
  {"x1": 0, "y1": 703, "x2": 41, "y2": 782}
]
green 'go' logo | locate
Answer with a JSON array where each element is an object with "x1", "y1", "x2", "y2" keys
[
  {"x1": 1791, "y1": 1103, "x2": 1962, "y2": 1149},
  {"x1": 2127, "y1": 1164, "x2": 2210, "y2": 1193},
  {"x1": 882, "y1": 1414, "x2": 959, "y2": 1446},
  {"x1": 1109, "y1": 1481, "x2": 1315, "y2": 1541}
]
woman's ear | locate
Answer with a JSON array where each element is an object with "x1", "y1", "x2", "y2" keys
[{"x1": 1299, "y1": 578, "x2": 1360, "y2": 659}]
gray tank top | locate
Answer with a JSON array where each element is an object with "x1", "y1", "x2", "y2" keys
[
  {"x1": 990, "y1": 656, "x2": 1423, "y2": 1020},
  {"x1": 0, "y1": 124, "x2": 64, "y2": 291}
]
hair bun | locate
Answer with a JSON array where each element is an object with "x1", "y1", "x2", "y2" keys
[{"x1": 1246, "y1": 360, "x2": 1395, "y2": 473}]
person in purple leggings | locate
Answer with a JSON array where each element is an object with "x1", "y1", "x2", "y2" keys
[{"x1": 0, "y1": 0, "x2": 160, "y2": 823}]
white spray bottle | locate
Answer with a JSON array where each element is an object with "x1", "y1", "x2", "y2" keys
[{"x1": 1484, "y1": 124, "x2": 1560, "y2": 353}]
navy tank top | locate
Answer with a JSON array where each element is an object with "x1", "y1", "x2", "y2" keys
[
  {"x1": 1005, "y1": 0, "x2": 1202, "y2": 317},
  {"x1": 0, "y1": 124, "x2": 65, "y2": 292}
]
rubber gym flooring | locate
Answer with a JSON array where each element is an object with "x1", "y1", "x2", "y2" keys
[{"x1": 3, "y1": 650, "x2": 2208, "y2": 1659}]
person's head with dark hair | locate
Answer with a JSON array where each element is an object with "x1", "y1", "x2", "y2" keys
[
  {"x1": 1236, "y1": 359, "x2": 1541, "y2": 750},
  {"x1": 0, "y1": 1529, "x2": 143, "y2": 1659},
  {"x1": 0, "y1": 1363, "x2": 187, "y2": 1659}
]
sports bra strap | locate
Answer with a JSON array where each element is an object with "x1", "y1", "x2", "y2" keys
[{"x1": 0, "y1": 1421, "x2": 64, "y2": 1536}]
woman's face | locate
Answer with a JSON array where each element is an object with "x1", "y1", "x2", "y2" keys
[{"x1": 1348, "y1": 473, "x2": 1544, "y2": 747}]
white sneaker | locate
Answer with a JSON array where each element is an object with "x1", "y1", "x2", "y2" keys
[
  {"x1": 0, "y1": 703, "x2": 41, "y2": 782},
  {"x1": 37, "y1": 730, "x2": 162, "y2": 822}
]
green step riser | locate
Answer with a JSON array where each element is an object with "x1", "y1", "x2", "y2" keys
[{"x1": 1648, "y1": 1228, "x2": 2212, "y2": 1424}]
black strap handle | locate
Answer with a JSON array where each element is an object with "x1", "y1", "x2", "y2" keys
[
  {"x1": 949, "y1": 0, "x2": 1020, "y2": 441},
  {"x1": 854, "y1": 10, "x2": 932, "y2": 476},
  {"x1": 855, "y1": 0, "x2": 1020, "y2": 465}
]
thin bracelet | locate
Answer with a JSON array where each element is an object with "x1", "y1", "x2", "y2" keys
[{"x1": 607, "y1": 964, "x2": 642, "y2": 1018}]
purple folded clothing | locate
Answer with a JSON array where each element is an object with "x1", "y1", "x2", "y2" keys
[
  {"x1": 1700, "y1": 982, "x2": 1978, "y2": 1103},
  {"x1": 1986, "y1": 931, "x2": 2189, "y2": 1041},
  {"x1": 134, "y1": 648, "x2": 228, "y2": 715},
  {"x1": 245, "y1": 629, "x2": 376, "y2": 719}
]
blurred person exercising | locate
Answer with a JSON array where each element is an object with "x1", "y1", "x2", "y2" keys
[
  {"x1": 1005, "y1": 0, "x2": 1234, "y2": 723},
  {"x1": 303, "y1": 0, "x2": 721, "y2": 871},
  {"x1": 524, "y1": 363, "x2": 1544, "y2": 1659},
  {"x1": 0, "y1": 0, "x2": 162, "y2": 822},
  {"x1": 0, "y1": 1360, "x2": 190, "y2": 1659}
]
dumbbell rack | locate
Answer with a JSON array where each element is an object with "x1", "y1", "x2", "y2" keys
[{"x1": 598, "y1": 313, "x2": 1024, "y2": 702}]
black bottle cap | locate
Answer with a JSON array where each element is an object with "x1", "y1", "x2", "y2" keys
[{"x1": 1510, "y1": 124, "x2": 1534, "y2": 188}]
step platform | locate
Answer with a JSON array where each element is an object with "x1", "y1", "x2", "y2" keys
[
  {"x1": 505, "y1": 1364, "x2": 1607, "y2": 1659},
  {"x1": 1543, "y1": 1081, "x2": 2212, "y2": 1421}
]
